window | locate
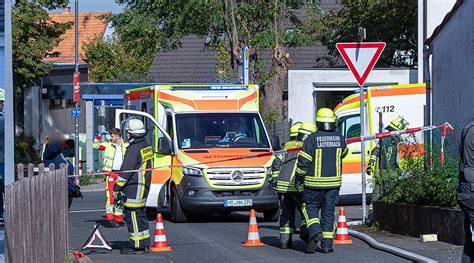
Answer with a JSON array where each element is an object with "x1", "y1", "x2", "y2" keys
[
  {"x1": 175, "y1": 113, "x2": 270, "y2": 149},
  {"x1": 338, "y1": 114, "x2": 361, "y2": 138}
]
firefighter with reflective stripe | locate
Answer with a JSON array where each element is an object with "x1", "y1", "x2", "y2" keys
[
  {"x1": 366, "y1": 117, "x2": 408, "y2": 176},
  {"x1": 114, "y1": 119, "x2": 152, "y2": 254},
  {"x1": 366, "y1": 117, "x2": 408, "y2": 223},
  {"x1": 270, "y1": 122, "x2": 316, "y2": 249},
  {"x1": 92, "y1": 128, "x2": 128, "y2": 227},
  {"x1": 295, "y1": 108, "x2": 348, "y2": 254}
]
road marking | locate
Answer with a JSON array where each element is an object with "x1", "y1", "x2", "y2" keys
[{"x1": 69, "y1": 209, "x2": 104, "y2": 213}]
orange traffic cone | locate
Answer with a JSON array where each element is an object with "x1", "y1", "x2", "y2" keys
[
  {"x1": 242, "y1": 209, "x2": 265, "y2": 247},
  {"x1": 150, "y1": 213, "x2": 172, "y2": 252},
  {"x1": 333, "y1": 207, "x2": 353, "y2": 244}
]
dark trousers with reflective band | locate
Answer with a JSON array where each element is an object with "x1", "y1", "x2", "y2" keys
[
  {"x1": 302, "y1": 188, "x2": 339, "y2": 249},
  {"x1": 124, "y1": 207, "x2": 150, "y2": 249},
  {"x1": 279, "y1": 192, "x2": 307, "y2": 244},
  {"x1": 461, "y1": 206, "x2": 474, "y2": 263}
]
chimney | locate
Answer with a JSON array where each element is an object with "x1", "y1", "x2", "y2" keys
[{"x1": 64, "y1": 7, "x2": 71, "y2": 14}]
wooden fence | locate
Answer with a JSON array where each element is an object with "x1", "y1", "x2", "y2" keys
[{"x1": 5, "y1": 163, "x2": 69, "y2": 263}]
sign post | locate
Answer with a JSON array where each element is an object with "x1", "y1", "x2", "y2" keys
[
  {"x1": 74, "y1": 0, "x2": 80, "y2": 177},
  {"x1": 336, "y1": 40, "x2": 385, "y2": 224},
  {"x1": 242, "y1": 45, "x2": 249, "y2": 84}
]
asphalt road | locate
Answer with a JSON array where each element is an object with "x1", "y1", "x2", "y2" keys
[{"x1": 68, "y1": 191, "x2": 460, "y2": 263}]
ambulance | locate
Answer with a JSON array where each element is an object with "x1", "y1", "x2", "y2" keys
[
  {"x1": 333, "y1": 83, "x2": 426, "y2": 201},
  {"x1": 115, "y1": 84, "x2": 279, "y2": 222}
]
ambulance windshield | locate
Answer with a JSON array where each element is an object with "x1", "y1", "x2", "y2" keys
[{"x1": 176, "y1": 113, "x2": 270, "y2": 149}]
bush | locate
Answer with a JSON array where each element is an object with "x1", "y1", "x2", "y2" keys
[
  {"x1": 15, "y1": 135, "x2": 41, "y2": 164},
  {"x1": 380, "y1": 155, "x2": 458, "y2": 208},
  {"x1": 79, "y1": 174, "x2": 105, "y2": 186}
]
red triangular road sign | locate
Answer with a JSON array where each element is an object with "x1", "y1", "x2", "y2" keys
[
  {"x1": 81, "y1": 224, "x2": 112, "y2": 252},
  {"x1": 336, "y1": 42, "x2": 386, "y2": 87}
]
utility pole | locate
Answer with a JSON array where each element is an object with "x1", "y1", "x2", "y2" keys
[{"x1": 74, "y1": 0, "x2": 80, "y2": 177}]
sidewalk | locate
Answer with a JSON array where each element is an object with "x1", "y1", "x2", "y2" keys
[
  {"x1": 352, "y1": 225, "x2": 462, "y2": 262},
  {"x1": 80, "y1": 182, "x2": 105, "y2": 193}
]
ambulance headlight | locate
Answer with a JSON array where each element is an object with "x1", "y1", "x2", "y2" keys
[{"x1": 182, "y1": 166, "x2": 203, "y2": 177}]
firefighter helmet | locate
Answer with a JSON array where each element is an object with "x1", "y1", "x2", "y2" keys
[
  {"x1": 297, "y1": 122, "x2": 317, "y2": 141},
  {"x1": 126, "y1": 118, "x2": 146, "y2": 135},
  {"x1": 290, "y1": 122, "x2": 302, "y2": 138},
  {"x1": 385, "y1": 117, "x2": 408, "y2": 132},
  {"x1": 316, "y1": 108, "x2": 336, "y2": 131}
]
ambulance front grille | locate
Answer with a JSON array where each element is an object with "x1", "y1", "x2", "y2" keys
[{"x1": 206, "y1": 167, "x2": 266, "y2": 186}]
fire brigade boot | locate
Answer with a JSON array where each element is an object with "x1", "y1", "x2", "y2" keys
[
  {"x1": 306, "y1": 233, "x2": 322, "y2": 254},
  {"x1": 316, "y1": 239, "x2": 334, "y2": 254},
  {"x1": 104, "y1": 220, "x2": 118, "y2": 228},
  {"x1": 280, "y1": 236, "x2": 293, "y2": 249}
]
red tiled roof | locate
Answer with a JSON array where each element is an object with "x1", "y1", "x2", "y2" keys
[{"x1": 43, "y1": 10, "x2": 111, "y2": 63}]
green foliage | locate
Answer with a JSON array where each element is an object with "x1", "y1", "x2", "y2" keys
[
  {"x1": 79, "y1": 174, "x2": 105, "y2": 186},
  {"x1": 381, "y1": 155, "x2": 459, "y2": 208},
  {"x1": 316, "y1": 0, "x2": 417, "y2": 67},
  {"x1": 84, "y1": 38, "x2": 153, "y2": 82},
  {"x1": 215, "y1": 41, "x2": 234, "y2": 81},
  {"x1": 14, "y1": 135, "x2": 41, "y2": 165},
  {"x1": 12, "y1": 1, "x2": 71, "y2": 95},
  {"x1": 262, "y1": 110, "x2": 280, "y2": 127},
  {"x1": 86, "y1": 0, "x2": 221, "y2": 81}
]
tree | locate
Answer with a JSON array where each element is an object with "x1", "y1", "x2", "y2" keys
[
  {"x1": 12, "y1": 1, "x2": 71, "y2": 94},
  {"x1": 317, "y1": 0, "x2": 417, "y2": 67},
  {"x1": 220, "y1": 0, "x2": 317, "y2": 124},
  {"x1": 84, "y1": 9, "x2": 164, "y2": 82},
  {"x1": 12, "y1": 0, "x2": 71, "y2": 136},
  {"x1": 85, "y1": 1, "x2": 221, "y2": 82},
  {"x1": 86, "y1": 1, "x2": 318, "y2": 127}
]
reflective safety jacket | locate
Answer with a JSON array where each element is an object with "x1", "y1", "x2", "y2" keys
[
  {"x1": 92, "y1": 135, "x2": 128, "y2": 172},
  {"x1": 271, "y1": 140, "x2": 303, "y2": 193},
  {"x1": 295, "y1": 130, "x2": 348, "y2": 190},
  {"x1": 114, "y1": 137, "x2": 152, "y2": 209}
]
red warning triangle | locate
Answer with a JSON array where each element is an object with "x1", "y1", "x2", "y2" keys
[
  {"x1": 336, "y1": 42, "x2": 386, "y2": 87},
  {"x1": 81, "y1": 224, "x2": 112, "y2": 252}
]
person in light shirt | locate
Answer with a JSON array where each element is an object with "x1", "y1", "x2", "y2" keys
[{"x1": 92, "y1": 128, "x2": 128, "y2": 228}]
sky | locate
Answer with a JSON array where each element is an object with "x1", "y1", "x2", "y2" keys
[{"x1": 54, "y1": 0, "x2": 124, "y2": 13}]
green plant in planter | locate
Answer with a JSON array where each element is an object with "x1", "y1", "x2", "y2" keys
[{"x1": 380, "y1": 154, "x2": 458, "y2": 208}]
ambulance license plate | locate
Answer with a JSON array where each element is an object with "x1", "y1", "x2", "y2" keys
[{"x1": 224, "y1": 199, "x2": 253, "y2": 207}]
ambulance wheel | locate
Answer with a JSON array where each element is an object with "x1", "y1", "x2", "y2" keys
[
  {"x1": 171, "y1": 187, "x2": 187, "y2": 223},
  {"x1": 263, "y1": 208, "x2": 280, "y2": 222}
]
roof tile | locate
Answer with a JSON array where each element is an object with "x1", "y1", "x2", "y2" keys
[{"x1": 43, "y1": 10, "x2": 111, "y2": 63}]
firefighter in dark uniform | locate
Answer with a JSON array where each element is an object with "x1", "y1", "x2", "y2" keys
[
  {"x1": 366, "y1": 117, "x2": 408, "y2": 222},
  {"x1": 458, "y1": 122, "x2": 474, "y2": 262},
  {"x1": 114, "y1": 119, "x2": 153, "y2": 254},
  {"x1": 295, "y1": 108, "x2": 348, "y2": 254},
  {"x1": 270, "y1": 122, "x2": 316, "y2": 249}
]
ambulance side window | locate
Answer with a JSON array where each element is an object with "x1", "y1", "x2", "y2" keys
[
  {"x1": 166, "y1": 113, "x2": 174, "y2": 139},
  {"x1": 338, "y1": 115, "x2": 361, "y2": 138}
]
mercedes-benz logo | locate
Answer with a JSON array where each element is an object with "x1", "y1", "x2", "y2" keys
[{"x1": 231, "y1": 170, "x2": 244, "y2": 182}]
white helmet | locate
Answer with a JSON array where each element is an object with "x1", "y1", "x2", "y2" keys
[{"x1": 126, "y1": 119, "x2": 146, "y2": 135}]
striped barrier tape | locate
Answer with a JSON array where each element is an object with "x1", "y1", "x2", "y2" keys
[{"x1": 62, "y1": 122, "x2": 453, "y2": 178}]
